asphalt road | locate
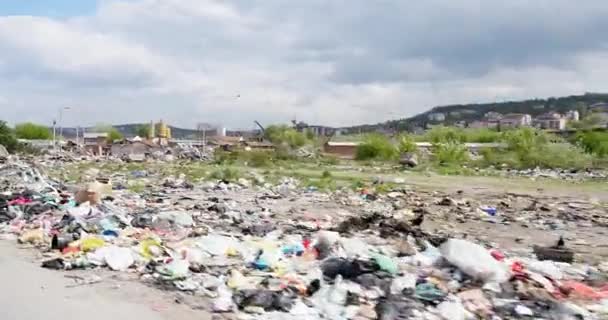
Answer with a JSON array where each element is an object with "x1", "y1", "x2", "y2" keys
[{"x1": 0, "y1": 241, "x2": 204, "y2": 320}]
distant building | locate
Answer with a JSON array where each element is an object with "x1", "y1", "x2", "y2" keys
[
  {"x1": 469, "y1": 112, "x2": 502, "y2": 129},
  {"x1": 499, "y1": 113, "x2": 532, "y2": 128},
  {"x1": 533, "y1": 112, "x2": 567, "y2": 130},
  {"x1": 565, "y1": 110, "x2": 580, "y2": 121},
  {"x1": 590, "y1": 102, "x2": 608, "y2": 112},
  {"x1": 427, "y1": 113, "x2": 446, "y2": 122},
  {"x1": 454, "y1": 120, "x2": 467, "y2": 128},
  {"x1": 484, "y1": 112, "x2": 503, "y2": 120},
  {"x1": 83, "y1": 132, "x2": 108, "y2": 155},
  {"x1": 293, "y1": 121, "x2": 338, "y2": 136}
]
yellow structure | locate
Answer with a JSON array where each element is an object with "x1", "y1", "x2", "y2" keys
[{"x1": 156, "y1": 120, "x2": 171, "y2": 139}]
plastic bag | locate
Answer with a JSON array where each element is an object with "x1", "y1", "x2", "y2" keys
[
  {"x1": 80, "y1": 237, "x2": 106, "y2": 252},
  {"x1": 437, "y1": 300, "x2": 467, "y2": 320},
  {"x1": 311, "y1": 276, "x2": 349, "y2": 320},
  {"x1": 372, "y1": 254, "x2": 398, "y2": 274},
  {"x1": 140, "y1": 239, "x2": 163, "y2": 259},
  {"x1": 212, "y1": 277, "x2": 234, "y2": 312},
  {"x1": 103, "y1": 246, "x2": 134, "y2": 271},
  {"x1": 440, "y1": 239, "x2": 510, "y2": 283},
  {"x1": 390, "y1": 273, "x2": 417, "y2": 294},
  {"x1": 156, "y1": 259, "x2": 190, "y2": 279}
]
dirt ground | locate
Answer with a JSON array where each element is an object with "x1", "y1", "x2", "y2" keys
[{"x1": 0, "y1": 241, "x2": 208, "y2": 320}]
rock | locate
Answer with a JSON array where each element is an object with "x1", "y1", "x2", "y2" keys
[
  {"x1": 395, "y1": 239, "x2": 417, "y2": 257},
  {"x1": 399, "y1": 153, "x2": 418, "y2": 167},
  {"x1": 438, "y1": 197, "x2": 457, "y2": 206},
  {"x1": 0, "y1": 145, "x2": 8, "y2": 158}
]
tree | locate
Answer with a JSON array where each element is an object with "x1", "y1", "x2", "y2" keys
[
  {"x1": 304, "y1": 128, "x2": 315, "y2": 140},
  {"x1": 14, "y1": 122, "x2": 51, "y2": 140},
  {"x1": 136, "y1": 124, "x2": 150, "y2": 138},
  {"x1": 0, "y1": 121, "x2": 18, "y2": 152},
  {"x1": 94, "y1": 123, "x2": 124, "y2": 142},
  {"x1": 264, "y1": 124, "x2": 308, "y2": 148},
  {"x1": 575, "y1": 102, "x2": 588, "y2": 119},
  {"x1": 106, "y1": 128, "x2": 123, "y2": 142}
]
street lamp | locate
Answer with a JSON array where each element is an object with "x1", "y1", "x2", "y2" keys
[{"x1": 53, "y1": 106, "x2": 71, "y2": 152}]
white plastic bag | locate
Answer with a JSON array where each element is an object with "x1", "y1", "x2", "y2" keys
[
  {"x1": 437, "y1": 300, "x2": 467, "y2": 320},
  {"x1": 440, "y1": 239, "x2": 510, "y2": 283},
  {"x1": 103, "y1": 246, "x2": 134, "y2": 271},
  {"x1": 212, "y1": 278, "x2": 234, "y2": 313}
]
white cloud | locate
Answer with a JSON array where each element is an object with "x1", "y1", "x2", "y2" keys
[{"x1": 1, "y1": 0, "x2": 607, "y2": 128}]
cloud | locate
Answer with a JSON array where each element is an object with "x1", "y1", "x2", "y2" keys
[{"x1": 0, "y1": 0, "x2": 607, "y2": 128}]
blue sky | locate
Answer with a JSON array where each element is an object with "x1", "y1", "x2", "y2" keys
[{"x1": 0, "y1": 0, "x2": 97, "y2": 17}]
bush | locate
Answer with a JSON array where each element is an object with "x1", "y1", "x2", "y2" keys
[
  {"x1": 433, "y1": 142, "x2": 469, "y2": 165},
  {"x1": 397, "y1": 134, "x2": 418, "y2": 154},
  {"x1": 273, "y1": 146, "x2": 297, "y2": 161},
  {"x1": 464, "y1": 128, "x2": 502, "y2": 143},
  {"x1": 521, "y1": 144, "x2": 592, "y2": 169},
  {"x1": 265, "y1": 125, "x2": 308, "y2": 148},
  {"x1": 214, "y1": 150, "x2": 238, "y2": 165},
  {"x1": 426, "y1": 126, "x2": 466, "y2": 144},
  {"x1": 355, "y1": 134, "x2": 397, "y2": 161},
  {"x1": 321, "y1": 170, "x2": 332, "y2": 179},
  {"x1": 320, "y1": 155, "x2": 339, "y2": 165},
  {"x1": 480, "y1": 143, "x2": 592, "y2": 170},
  {"x1": 504, "y1": 127, "x2": 548, "y2": 155},
  {"x1": 422, "y1": 126, "x2": 502, "y2": 143},
  {"x1": 209, "y1": 167, "x2": 241, "y2": 181},
  {"x1": 247, "y1": 151, "x2": 272, "y2": 167},
  {"x1": 14, "y1": 122, "x2": 51, "y2": 140},
  {"x1": 0, "y1": 121, "x2": 18, "y2": 152},
  {"x1": 576, "y1": 131, "x2": 608, "y2": 157},
  {"x1": 94, "y1": 123, "x2": 124, "y2": 142}
]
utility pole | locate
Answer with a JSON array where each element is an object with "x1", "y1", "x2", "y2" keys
[{"x1": 52, "y1": 120, "x2": 57, "y2": 152}]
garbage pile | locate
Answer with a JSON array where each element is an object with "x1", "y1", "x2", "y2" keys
[
  {"x1": 1, "y1": 159, "x2": 608, "y2": 319},
  {"x1": 175, "y1": 143, "x2": 214, "y2": 161},
  {"x1": 475, "y1": 167, "x2": 608, "y2": 181}
]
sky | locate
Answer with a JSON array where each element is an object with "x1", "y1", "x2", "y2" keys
[{"x1": 0, "y1": 1, "x2": 607, "y2": 129}]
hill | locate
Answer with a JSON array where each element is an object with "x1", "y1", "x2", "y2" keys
[{"x1": 343, "y1": 92, "x2": 608, "y2": 133}]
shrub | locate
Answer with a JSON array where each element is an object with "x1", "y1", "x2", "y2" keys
[
  {"x1": 247, "y1": 151, "x2": 272, "y2": 167},
  {"x1": 214, "y1": 149, "x2": 238, "y2": 165},
  {"x1": 264, "y1": 125, "x2": 308, "y2": 148},
  {"x1": 521, "y1": 144, "x2": 592, "y2": 169},
  {"x1": 397, "y1": 134, "x2": 418, "y2": 154},
  {"x1": 350, "y1": 179, "x2": 365, "y2": 190},
  {"x1": 321, "y1": 170, "x2": 332, "y2": 179},
  {"x1": 433, "y1": 142, "x2": 469, "y2": 165},
  {"x1": 209, "y1": 167, "x2": 241, "y2": 181},
  {"x1": 14, "y1": 122, "x2": 51, "y2": 140},
  {"x1": 273, "y1": 146, "x2": 297, "y2": 161},
  {"x1": 0, "y1": 121, "x2": 18, "y2": 152},
  {"x1": 464, "y1": 128, "x2": 502, "y2": 143},
  {"x1": 320, "y1": 155, "x2": 339, "y2": 165},
  {"x1": 480, "y1": 143, "x2": 592, "y2": 170},
  {"x1": 355, "y1": 134, "x2": 397, "y2": 161},
  {"x1": 426, "y1": 126, "x2": 466, "y2": 144},
  {"x1": 576, "y1": 131, "x2": 608, "y2": 157},
  {"x1": 504, "y1": 127, "x2": 548, "y2": 155}
]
